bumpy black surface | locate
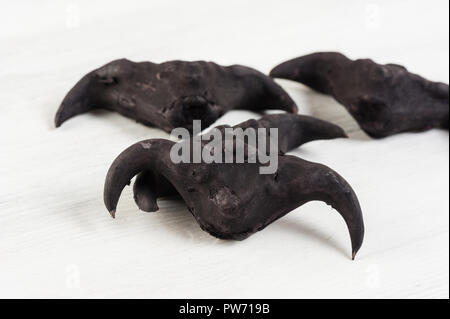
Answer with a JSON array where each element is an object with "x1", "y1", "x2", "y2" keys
[
  {"x1": 55, "y1": 59, "x2": 297, "y2": 132},
  {"x1": 270, "y1": 52, "x2": 449, "y2": 138},
  {"x1": 132, "y1": 113, "x2": 347, "y2": 212}
]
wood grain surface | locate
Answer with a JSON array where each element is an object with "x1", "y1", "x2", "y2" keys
[{"x1": 0, "y1": 0, "x2": 448, "y2": 298}]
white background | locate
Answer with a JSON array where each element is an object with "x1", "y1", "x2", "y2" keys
[{"x1": 0, "y1": 0, "x2": 448, "y2": 298}]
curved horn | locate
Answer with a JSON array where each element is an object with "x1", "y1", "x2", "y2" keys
[
  {"x1": 55, "y1": 71, "x2": 103, "y2": 127},
  {"x1": 242, "y1": 114, "x2": 347, "y2": 152},
  {"x1": 276, "y1": 156, "x2": 364, "y2": 259},
  {"x1": 133, "y1": 170, "x2": 178, "y2": 212},
  {"x1": 104, "y1": 139, "x2": 175, "y2": 218},
  {"x1": 231, "y1": 65, "x2": 298, "y2": 113},
  {"x1": 269, "y1": 52, "x2": 350, "y2": 95}
]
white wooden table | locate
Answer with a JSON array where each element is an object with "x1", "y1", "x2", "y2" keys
[{"x1": 1, "y1": 0, "x2": 448, "y2": 298}]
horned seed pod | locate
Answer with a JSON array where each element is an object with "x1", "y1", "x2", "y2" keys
[
  {"x1": 55, "y1": 59, "x2": 298, "y2": 132},
  {"x1": 270, "y1": 52, "x2": 449, "y2": 137},
  {"x1": 104, "y1": 115, "x2": 363, "y2": 259}
]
